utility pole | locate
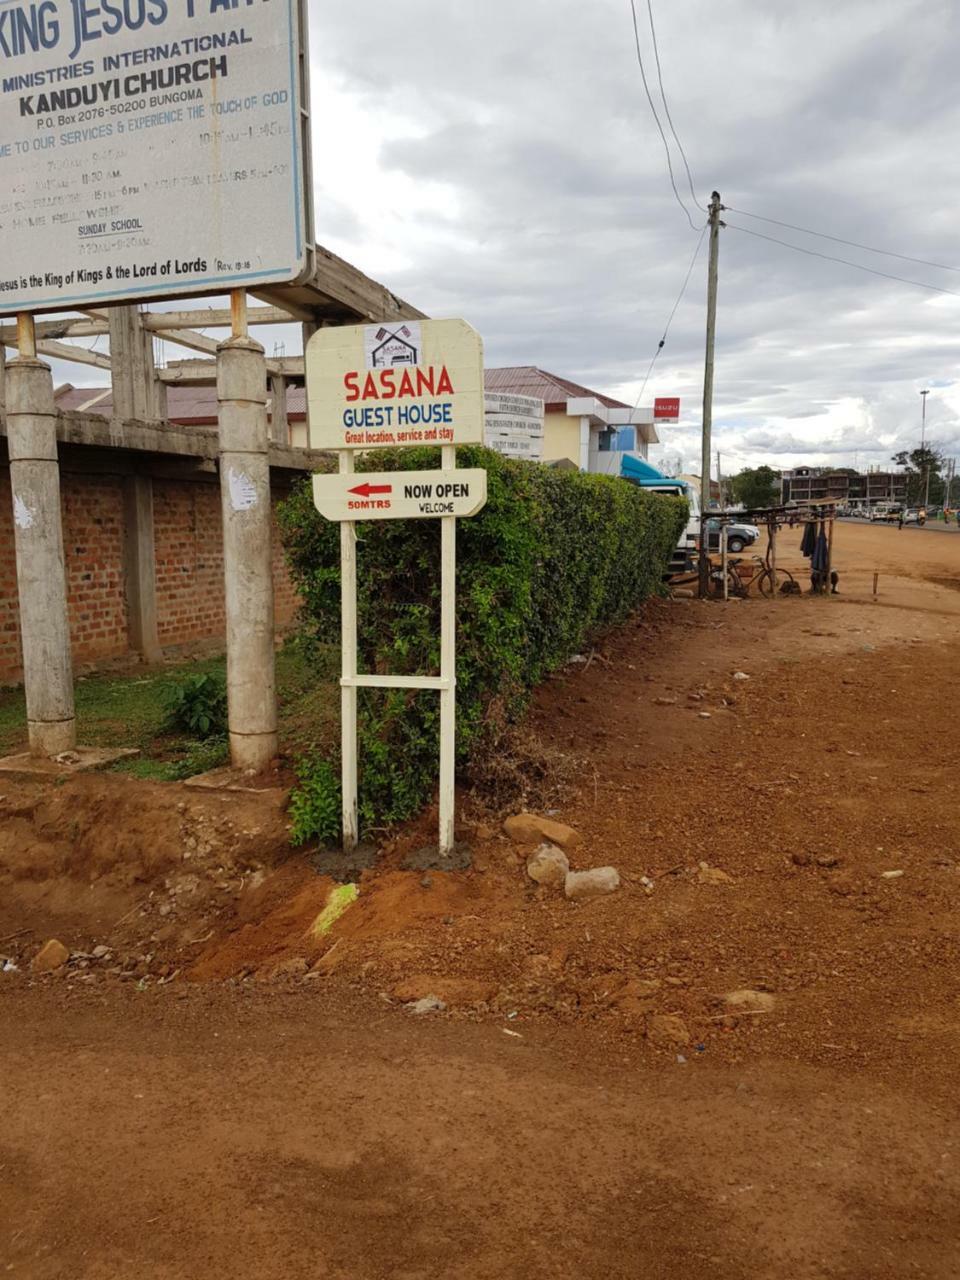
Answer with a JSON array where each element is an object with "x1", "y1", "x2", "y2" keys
[
  {"x1": 699, "y1": 191, "x2": 724, "y2": 596},
  {"x1": 716, "y1": 449, "x2": 723, "y2": 507},
  {"x1": 920, "y1": 388, "x2": 930, "y2": 508}
]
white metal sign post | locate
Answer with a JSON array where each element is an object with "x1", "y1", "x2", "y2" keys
[{"x1": 306, "y1": 320, "x2": 486, "y2": 856}]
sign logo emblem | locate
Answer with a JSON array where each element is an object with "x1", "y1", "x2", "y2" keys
[{"x1": 366, "y1": 322, "x2": 422, "y2": 370}]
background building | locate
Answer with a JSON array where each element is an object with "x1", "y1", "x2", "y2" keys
[{"x1": 780, "y1": 466, "x2": 907, "y2": 507}]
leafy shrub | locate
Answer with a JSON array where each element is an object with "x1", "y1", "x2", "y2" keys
[
  {"x1": 162, "y1": 672, "x2": 228, "y2": 740},
  {"x1": 289, "y1": 755, "x2": 342, "y2": 845},
  {"x1": 278, "y1": 445, "x2": 686, "y2": 836}
]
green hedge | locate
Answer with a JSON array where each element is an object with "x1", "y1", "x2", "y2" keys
[{"x1": 277, "y1": 446, "x2": 687, "y2": 841}]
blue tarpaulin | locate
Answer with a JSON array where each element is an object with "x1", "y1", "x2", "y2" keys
[{"x1": 619, "y1": 456, "x2": 689, "y2": 490}]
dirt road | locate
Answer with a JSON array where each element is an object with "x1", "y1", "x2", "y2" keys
[{"x1": 2, "y1": 521, "x2": 959, "y2": 1279}]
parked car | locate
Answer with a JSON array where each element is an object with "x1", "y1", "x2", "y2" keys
[
  {"x1": 870, "y1": 505, "x2": 902, "y2": 523},
  {"x1": 704, "y1": 519, "x2": 760, "y2": 553},
  {"x1": 903, "y1": 508, "x2": 926, "y2": 526}
]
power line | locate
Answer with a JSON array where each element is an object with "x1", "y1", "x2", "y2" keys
[
  {"x1": 628, "y1": 0, "x2": 698, "y2": 231},
  {"x1": 725, "y1": 222, "x2": 960, "y2": 299},
  {"x1": 633, "y1": 221, "x2": 708, "y2": 410},
  {"x1": 727, "y1": 206, "x2": 960, "y2": 275},
  {"x1": 645, "y1": 0, "x2": 701, "y2": 211}
]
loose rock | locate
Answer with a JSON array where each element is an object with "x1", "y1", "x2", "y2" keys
[
  {"x1": 92, "y1": 945, "x2": 111, "y2": 960},
  {"x1": 526, "y1": 843, "x2": 570, "y2": 888},
  {"x1": 408, "y1": 995, "x2": 446, "y2": 1015},
  {"x1": 504, "y1": 813, "x2": 580, "y2": 850},
  {"x1": 698, "y1": 862, "x2": 733, "y2": 886},
  {"x1": 723, "y1": 989, "x2": 776, "y2": 1013},
  {"x1": 646, "y1": 1013, "x2": 691, "y2": 1049},
  {"x1": 564, "y1": 867, "x2": 620, "y2": 901},
  {"x1": 393, "y1": 976, "x2": 496, "y2": 1007},
  {"x1": 31, "y1": 939, "x2": 70, "y2": 973}
]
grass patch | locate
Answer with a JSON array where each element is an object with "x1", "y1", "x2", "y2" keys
[{"x1": 0, "y1": 638, "x2": 339, "y2": 779}]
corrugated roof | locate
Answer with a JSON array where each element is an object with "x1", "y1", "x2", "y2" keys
[
  {"x1": 55, "y1": 367, "x2": 627, "y2": 422},
  {"x1": 484, "y1": 366, "x2": 630, "y2": 411}
]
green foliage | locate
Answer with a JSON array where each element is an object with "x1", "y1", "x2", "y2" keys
[
  {"x1": 162, "y1": 672, "x2": 227, "y2": 740},
  {"x1": 289, "y1": 754, "x2": 342, "y2": 846},
  {"x1": 278, "y1": 446, "x2": 686, "y2": 837},
  {"x1": 892, "y1": 447, "x2": 944, "y2": 506},
  {"x1": 730, "y1": 465, "x2": 780, "y2": 510}
]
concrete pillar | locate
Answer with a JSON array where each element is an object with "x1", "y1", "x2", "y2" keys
[
  {"x1": 578, "y1": 416, "x2": 591, "y2": 472},
  {"x1": 109, "y1": 305, "x2": 166, "y2": 421},
  {"x1": 123, "y1": 474, "x2": 162, "y2": 663},
  {"x1": 6, "y1": 354, "x2": 76, "y2": 756},
  {"x1": 0, "y1": 346, "x2": 6, "y2": 418},
  {"x1": 217, "y1": 335, "x2": 278, "y2": 770},
  {"x1": 269, "y1": 373, "x2": 289, "y2": 446}
]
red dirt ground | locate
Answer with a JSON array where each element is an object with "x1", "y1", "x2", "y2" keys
[{"x1": 1, "y1": 520, "x2": 959, "y2": 1278}]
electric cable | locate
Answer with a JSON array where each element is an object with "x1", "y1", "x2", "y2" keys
[
  {"x1": 633, "y1": 221, "x2": 708, "y2": 411},
  {"x1": 628, "y1": 0, "x2": 698, "y2": 230},
  {"x1": 727, "y1": 206, "x2": 960, "y2": 275},
  {"x1": 645, "y1": 0, "x2": 701, "y2": 210},
  {"x1": 725, "y1": 222, "x2": 960, "y2": 299}
]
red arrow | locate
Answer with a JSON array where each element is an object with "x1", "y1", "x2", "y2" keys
[{"x1": 348, "y1": 482, "x2": 392, "y2": 497}]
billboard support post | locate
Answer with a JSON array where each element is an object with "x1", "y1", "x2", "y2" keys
[
  {"x1": 217, "y1": 292, "x2": 278, "y2": 771},
  {"x1": 7, "y1": 315, "x2": 76, "y2": 756}
]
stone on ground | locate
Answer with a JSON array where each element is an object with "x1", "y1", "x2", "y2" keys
[
  {"x1": 393, "y1": 976, "x2": 496, "y2": 1007},
  {"x1": 526, "y1": 843, "x2": 570, "y2": 888},
  {"x1": 407, "y1": 995, "x2": 447, "y2": 1015},
  {"x1": 723, "y1": 989, "x2": 776, "y2": 1013},
  {"x1": 698, "y1": 862, "x2": 734, "y2": 885},
  {"x1": 564, "y1": 867, "x2": 620, "y2": 901},
  {"x1": 646, "y1": 1013, "x2": 691, "y2": 1049},
  {"x1": 503, "y1": 813, "x2": 580, "y2": 850},
  {"x1": 31, "y1": 939, "x2": 70, "y2": 973}
]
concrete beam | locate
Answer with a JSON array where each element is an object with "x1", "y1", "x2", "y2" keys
[
  {"x1": 36, "y1": 409, "x2": 330, "y2": 471},
  {"x1": 36, "y1": 340, "x2": 112, "y2": 371},
  {"x1": 142, "y1": 306, "x2": 292, "y2": 331}
]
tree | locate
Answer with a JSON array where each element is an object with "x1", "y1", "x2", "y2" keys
[
  {"x1": 892, "y1": 447, "x2": 944, "y2": 506},
  {"x1": 730, "y1": 465, "x2": 779, "y2": 509}
]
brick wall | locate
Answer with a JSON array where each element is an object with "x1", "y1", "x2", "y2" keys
[
  {"x1": 154, "y1": 480, "x2": 226, "y2": 648},
  {"x1": 0, "y1": 465, "x2": 299, "y2": 684},
  {"x1": 0, "y1": 473, "x2": 22, "y2": 683},
  {"x1": 63, "y1": 475, "x2": 129, "y2": 665}
]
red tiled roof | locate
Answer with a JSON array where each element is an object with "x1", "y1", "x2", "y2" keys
[{"x1": 55, "y1": 367, "x2": 626, "y2": 423}]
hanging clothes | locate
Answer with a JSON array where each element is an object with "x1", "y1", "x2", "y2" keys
[
  {"x1": 800, "y1": 521, "x2": 817, "y2": 558},
  {"x1": 812, "y1": 522, "x2": 829, "y2": 573}
]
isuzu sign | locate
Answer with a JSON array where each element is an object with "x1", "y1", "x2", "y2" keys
[
  {"x1": 306, "y1": 319, "x2": 485, "y2": 451},
  {"x1": 0, "y1": 0, "x2": 309, "y2": 313},
  {"x1": 654, "y1": 397, "x2": 681, "y2": 421}
]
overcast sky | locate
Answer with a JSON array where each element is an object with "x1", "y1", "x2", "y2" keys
[{"x1": 308, "y1": 0, "x2": 960, "y2": 475}]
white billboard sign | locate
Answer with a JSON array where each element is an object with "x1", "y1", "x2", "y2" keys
[
  {"x1": 484, "y1": 394, "x2": 545, "y2": 463},
  {"x1": 484, "y1": 430, "x2": 544, "y2": 462},
  {"x1": 312, "y1": 468, "x2": 488, "y2": 522},
  {"x1": 0, "y1": 0, "x2": 309, "y2": 313},
  {"x1": 484, "y1": 393, "x2": 544, "y2": 420},
  {"x1": 306, "y1": 319, "x2": 485, "y2": 451}
]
